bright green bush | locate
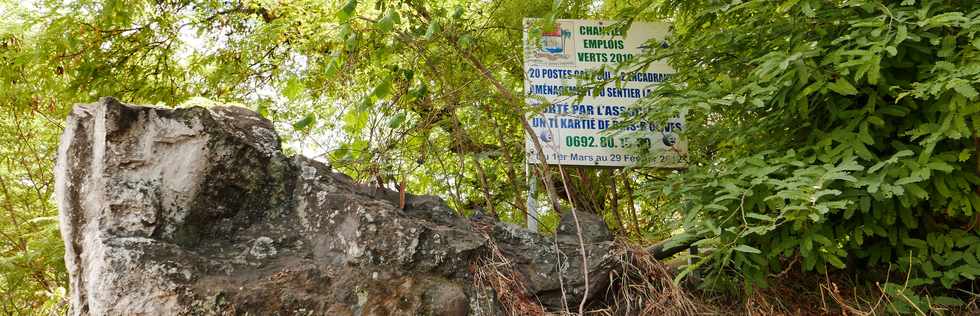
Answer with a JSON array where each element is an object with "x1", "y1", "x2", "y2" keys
[{"x1": 635, "y1": 0, "x2": 980, "y2": 310}]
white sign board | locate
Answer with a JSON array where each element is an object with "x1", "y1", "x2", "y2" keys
[{"x1": 523, "y1": 19, "x2": 686, "y2": 168}]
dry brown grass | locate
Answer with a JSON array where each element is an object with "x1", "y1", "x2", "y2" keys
[
  {"x1": 474, "y1": 239, "x2": 716, "y2": 315},
  {"x1": 473, "y1": 236, "x2": 549, "y2": 316},
  {"x1": 598, "y1": 244, "x2": 716, "y2": 315},
  {"x1": 474, "y1": 239, "x2": 980, "y2": 315}
]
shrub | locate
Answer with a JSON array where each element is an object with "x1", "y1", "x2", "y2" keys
[{"x1": 634, "y1": 0, "x2": 980, "y2": 308}]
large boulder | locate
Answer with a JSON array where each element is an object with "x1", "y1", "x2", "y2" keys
[
  {"x1": 491, "y1": 211, "x2": 615, "y2": 309},
  {"x1": 55, "y1": 97, "x2": 615, "y2": 315}
]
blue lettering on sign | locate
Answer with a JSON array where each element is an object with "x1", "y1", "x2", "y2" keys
[{"x1": 530, "y1": 84, "x2": 589, "y2": 96}]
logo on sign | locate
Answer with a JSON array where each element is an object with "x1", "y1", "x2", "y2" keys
[
  {"x1": 539, "y1": 130, "x2": 554, "y2": 143},
  {"x1": 530, "y1": 23, "x2": 574, "y2": 64},
  {"x1": 662, "y1": 133, "x2": 677, "y2": 147}
]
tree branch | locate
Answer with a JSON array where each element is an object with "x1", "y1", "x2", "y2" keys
[{"x1": 451, "y1": 41, "x2": 563, "y2": 215}]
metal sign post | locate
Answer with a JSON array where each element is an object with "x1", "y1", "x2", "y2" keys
[{"x1": 526, "y1": 163, "x2": 539, "y2": 232}]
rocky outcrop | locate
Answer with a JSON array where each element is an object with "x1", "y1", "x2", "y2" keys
[{"x1": 55, "y1": 97, "x2": 616, "y2": 315}]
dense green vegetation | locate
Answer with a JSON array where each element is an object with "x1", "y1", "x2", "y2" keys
[
  {"x1": 640, "y1": 1, "x2": 980, "y2": 312},
  {"x1": 2, "y1": 0, "x2": 980, "y2": 314}
]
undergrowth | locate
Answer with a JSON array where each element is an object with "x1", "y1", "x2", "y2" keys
[{"x1": 476, "y1": 240, "x2": 980, "y2": 315}]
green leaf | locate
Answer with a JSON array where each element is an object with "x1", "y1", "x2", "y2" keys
[
  {"x1": 337, "y1": 0, "x2": 357, "y2": 21},
  {"x1": 343, "y1": 109, "x2": 369, "y2": 132},
  {"x1": 357, "y1": 96, "x2": 373, "y2": 112},
  {"x1": 879, "y1": 105, "x2": 909, "y2": 117},
  {"x1": 959, "y1": 149, "x2": 972, "y2": 162},
  {"x1": 345, "y1": 32, "x2": 360, "y2": 50},
  {"x1": 452, "y1": 5, "x2": 464, "y2": 19},
  {"x1": 372, "y1": 75, "x2": 393, "y2": 99},
  {"x1": 292, "y1": 114, "x2": 315, "y2": 131},
  {"x1": 894, "y1": 150, "x2": 914, "y2": 159},
  {"x1": 409, "y1": 84, "x2": 428, "y2": 101},
  {"x1": 458, "y1": 34, "x2": 474, "y2": 49},
  {"x1": 813, "y1": 234, "x2": 834, "y2": 246},
  {"x1": 885, "y1": 46, "x2": 897, "y2": 56},
  {"x1": 672, "y1": 264, "x2": 694, "y2": 285},
  {"x1": 933, "y1": 296, "x2": 964, "y2": 306},
  {"x1": 895, "y1": 24, "x2": 908, "y2": 43},
  {"x1": 953, "y1": 83, "x2": 978, "y2": 100},
  {"x1": 777, "y1": 0, "x2": 801, "y2": 13},
  {"x1": 424, "y1": 20, "x2": 441, "y2": 39},
  {"x1": 902, "y1": 237, "x2": 928, "y2": 249},
  {"x1": 825, "y1": 254, "x2": 846, "y2": 269},
  {"x1": 867, "y1": 59, "x2": 880, "y2": 85},
  {"x1": 733, "y1": 244, "x2": 762, "y2": 254},
  {"x1": 829, "y1": 78, "x2": 858, "y2": 95},
  {"x1": 860, "y1": 196, "x2": 871, "y2": 213},
  {"x1": 867, "y1": 115, "x2": 885, "y2": 127},
  {"x1": 934, "y1": 176, "x2": 952, "y2": 198},
  {"x1": 324, "y1": 57, "x2": 342, "y2": 79},
  {"x1": 255, "y1": 100, "x2": 270, "y2": 118},
  {"x1": 746, "y1": 213, "x2": 775, "y2": 221},
  {"x1": 387, "y1": 111, "x2": 407, "y2": 128},
  {"x1": 283, "y1": 75, "x2": 305, "y2": 101},
  {"x1": 376, "y1": 11, "x2": 397, "y2": 32},
  {"x1": 927, "y1": 161, "x2": 954, "y2": 173},
  {"x1": 905, "y1": 182, "x2": 928, "y2": 199},
  {"x1": 899, "y1": 207, "x2": 917, "y2": 228},
  {"x1": 858, "y1": 122, "x2": 873, "y2": 144}
]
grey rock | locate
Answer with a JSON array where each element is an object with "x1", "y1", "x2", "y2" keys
[
  {"x1": 55, "y1": 97, "x2": 616, "y2": 315},
  {"x1": 491, "y1": 215, "x2": 615, "y2": 310},
  {"x1": 556, "y1": 211, "x2": 613, "y2": 245}
]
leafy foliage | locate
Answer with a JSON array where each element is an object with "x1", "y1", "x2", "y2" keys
[
  {"x1": 632, "y1": 0, "x2": 980, "y2": 308},
  {"x1": 6, "y1": 0, "x2": 980, "y2": 313},
  {"x1": 0, "y1": 0, "x2": 636, "y2": 313}
]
